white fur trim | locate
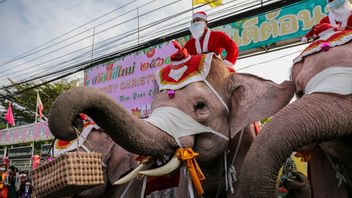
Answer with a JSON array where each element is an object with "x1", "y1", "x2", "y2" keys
[
  {"x1": 318, "y1": 28, "x2": 336, "y2": 38},
  {"x1": 203, "y1": 28, "x2": 211, "y2": 52},
  {"x1": 301, "y1": 37, "x2": 308, "y2": 43},
  {"x1": 195, "y1": 28, "x2": 211, "y2": 54},
  {"x1": 195, "y1": 38, "x2": 202, "y2": 54},
  {"x1": 293, "y1": 31, "x2": 352, "y2": 64},
  {"x1": 192, "y1": 13, "x2": 207, "y2": 21},
  {"x1": 172, "y1": 55, "x2": 191, "y2": 66}
]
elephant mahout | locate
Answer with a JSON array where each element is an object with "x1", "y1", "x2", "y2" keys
[
  {"x1": 238, "y1": 30, "x2": 352, "y2": 197},
  {"x1": 48, "y1": 41, "x2": 294, "y2": 197}
]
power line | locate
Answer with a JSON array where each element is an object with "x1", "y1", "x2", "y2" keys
[
  {"x1": 1, "y1": 0, "x2": 283, "y2": 94},
  {"x1": 1, "y1": 0, "x2": 251, "y2": 83},
  {"x1": 0, "y1": 0, "x2": 141, "y2": 67},
  {"x1": 0, "y1": 0, "x2": 195, "y2": 83},
  {"x1": 0, "y1": 0, "x2": 160, "y2": 77}
]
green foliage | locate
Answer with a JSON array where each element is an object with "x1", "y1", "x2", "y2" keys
[{"x1": 1, "y1": 79, "x2": 80, "y2": 128}]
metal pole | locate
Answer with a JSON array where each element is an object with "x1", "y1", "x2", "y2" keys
[
  {"x1": 137, "y1": 7, "x2": 140, "y2": 45},
  {"x1": 91, "y1": 27, "x2": 96, "y2": 60},
  {"x1": 35, "y1": 91, "x2": 38, "y2": 123}
]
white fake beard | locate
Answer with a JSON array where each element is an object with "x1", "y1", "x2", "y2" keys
[
  {"x1": 329, "y1": 0, "x2": 352, "y2": 22},
  {"x1": 189, "y1": 21, "x2": 206, "y2": 40}
]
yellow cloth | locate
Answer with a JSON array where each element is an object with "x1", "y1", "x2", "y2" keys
[
  {"x1": 176, "y1": 148, "x2": 205, "y2": 195},
  {"x1": 192, "y1": 0, "x2": 222, "y2": 8}
]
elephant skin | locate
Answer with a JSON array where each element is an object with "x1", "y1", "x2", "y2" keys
[
  {"x1": 48, "y1": 56, "x2": 294, "y2": 197},
  {"x1": 66, "y1": 128, "x2": 143, "y2": 198},
  {"x1": 238, "y1": 41, "x2": 352, "y2": 197}
]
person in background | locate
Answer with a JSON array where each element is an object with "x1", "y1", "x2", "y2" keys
[
  {"x1": 302, "y1": 0, "x2": 352, "y2": 42},
  {"x1": 184, "y1": 11, "x2": 239, "y2": 68},
  {"x1": 5, "y1": 166, "x2": 17, "y2": 198},
  {"x1": 0, "y1": 169, "x2": 8, "y2": 198},
  {"x1": 18, "y1": 175, "x2": 31, "y2": 198}
]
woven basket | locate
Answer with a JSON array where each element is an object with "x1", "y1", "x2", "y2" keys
[{"x1": 31, "y1": 152, "x2": 104, "y2": 198}]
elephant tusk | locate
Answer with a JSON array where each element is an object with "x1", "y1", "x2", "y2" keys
[
  {"x1": 138, "y1": 156, "x2": 181, "y2": 176},
  {"x1": 114, "y1": 156, "x2": 153, "y2": 185}
]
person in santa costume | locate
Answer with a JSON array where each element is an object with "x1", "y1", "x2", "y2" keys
[
  {"x1": 184, "y1": 11, "x2": 239, "y2": 67},
  {"x1": 302, "y1": 22, "x2": 338, "y2": 42},
  {"x1": 302, "y1": 0, "x2": 352, "y2": 42}
]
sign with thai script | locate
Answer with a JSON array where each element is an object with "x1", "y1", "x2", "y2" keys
[
  {"x1": 0, "y1": 122, "x2": 54, "y2": 145},
  {"x1": 8, "y1": 146, "x2": 33, "y2": 160},
  {"x1": 84, "y1": 40, "x2": 186, "y2": 117},
  {"x1": 214, "y1": 0, "x2": 327, "y2": 53},
  {"x1": 85, "y1": 0, "x2": 327, "y2": 114}
]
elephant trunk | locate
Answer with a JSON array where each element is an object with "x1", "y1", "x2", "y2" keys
[
  {"x1": 238, "y1": 93, "x2": 352, "y2": 198},
  {"x1": 48, "y1": 87, "x2": 177, "y2": 155}
]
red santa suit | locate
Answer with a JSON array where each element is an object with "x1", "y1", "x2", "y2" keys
[
  {"x1": 184, "y1": 28, "x2": 238, "y2": 66},
  {"x1": 303, "y1": 0, "x2": 352, "y2": 42},
  {"x1": 319, "y1": 14, "x2": 352, "y2": 30}
]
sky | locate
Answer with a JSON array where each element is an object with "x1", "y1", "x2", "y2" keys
[{"x1": 0, "y1": 0, "x2": 307, "y2": 88}]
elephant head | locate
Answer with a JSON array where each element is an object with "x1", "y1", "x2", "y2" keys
[
  {"x1": 53, "y1": 120, "x2": 141, "y2": 198},
  {"x1": 238, "y1": 32, "x2": 352, "y2": 197},
  {"x1": 48, "y1": 48, "x2": 294, "y2": 195}
]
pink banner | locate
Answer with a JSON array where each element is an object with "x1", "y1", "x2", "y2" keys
[
  {"x1": 0, "y1": 121, "x2": 54, "y2": 145},
  {"x1": 84, "y1": 40, "x2": 180, "y2": 117}
]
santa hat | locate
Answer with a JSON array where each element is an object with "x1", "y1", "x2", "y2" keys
[
  {"x1": 302, "y1": 23, "x2": 337, "y2": 42},
  {"x1": 170, "y1": 40, "x2": 191, "y2": 68},
  {"x1": 192, "y1": 11, "x2": 207, "y2": 21}
]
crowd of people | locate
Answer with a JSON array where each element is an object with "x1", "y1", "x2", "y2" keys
[{"x1": 0, "y1": 166, "x2": 32, "y2": 198}]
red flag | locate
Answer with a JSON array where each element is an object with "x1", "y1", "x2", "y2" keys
[
  {"x1": 4, "y1": 102, "x2": 15, "y2": 126},
  {"x1": 37, "y1": 92, "x2": 44, "y2": 120}
]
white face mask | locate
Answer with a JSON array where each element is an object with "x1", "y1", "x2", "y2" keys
[
  {"x1": 328, "y1": 0, "x2": 346, "y2": 10},
  {"x1": 145, "y1": 106, "x2": 228, "y2": 147},
  {"x1": 189, "y1": 21, "x2": 206, "y2": 40},
  {"x1": 328, "y1": 0, "x2": 352, "y2": 21}
]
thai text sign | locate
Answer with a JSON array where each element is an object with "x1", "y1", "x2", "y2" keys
[
  {"x1": 8, "y1": 146, "x2": 33, "y2": 160},
  {"x1": 84, "y1": 41, "x2": 180, "y2": 117},
  {"x1": 0, "y1": 122, "x2": 54, "y2": 145},
  {"x1": 214, "y1": 0, "x2": 327, "y2": 52}
]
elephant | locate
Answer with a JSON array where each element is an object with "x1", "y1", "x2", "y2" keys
[
  {"x1": 48, "y1": 49, "x2": 295, "y2": 197},
  {"x1": 238, "y1": 31, "x2": 352, "y2": 197},
  {"x1": 51, "y1": 122, "x2": 143, "y2": 198}
]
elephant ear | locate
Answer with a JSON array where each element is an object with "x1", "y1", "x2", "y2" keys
[
  {"x1": 107, "y1": 144, "x2": 137, "y2": 184},
  {"x1": 226, "y1": 73, "x2": 295, "y2": 138}
]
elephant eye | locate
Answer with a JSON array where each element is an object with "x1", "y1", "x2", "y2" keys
[
  {"x1": 194, "y1": 101, "x2": 206, "y2": 110},
  {"x1": 295, "y1": 90, "x2": 304, "y2": 98}
]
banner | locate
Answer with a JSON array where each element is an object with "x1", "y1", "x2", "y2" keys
[
  {"x1": 8, "y1": 146, "x2": 33, "y2": 160},
  {"x1": 0, "y1": 121, "x2": 54, "y2": 145},
  {"x1": 84, "y1": 0, "x2": 328, "y2": 114},
  {"x1": 84, "y1": 40, "x2": 183, "y2": 117},
  {"x1": 215, "y1": 0, "x2": 327, "y2": 53}
]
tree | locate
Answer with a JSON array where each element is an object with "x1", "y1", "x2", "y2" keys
[{"x1": 1, "y1": 78, "x2": 81, "y2": 128}]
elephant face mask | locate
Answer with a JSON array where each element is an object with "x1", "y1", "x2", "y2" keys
[{"x1": 145, "y1": 106, "x2": 228, "y2": 147}]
